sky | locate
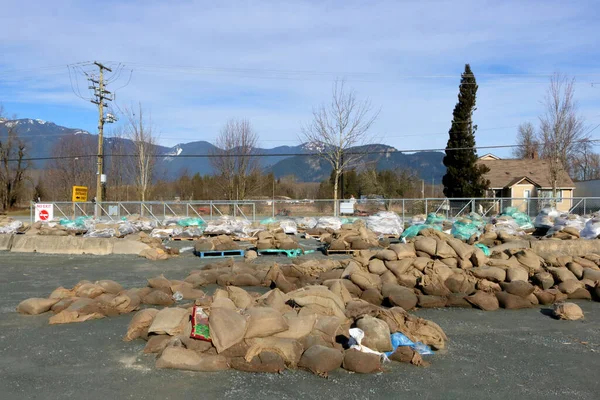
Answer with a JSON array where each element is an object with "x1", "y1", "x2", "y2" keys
[{"x1": 1, "y1": 0, "x2": 599, "y2": 157}]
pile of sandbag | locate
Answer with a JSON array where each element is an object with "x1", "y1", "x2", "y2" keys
[
  {"x1": 194, "y1": 235, "x2": 242, "y2": 252},
  {"x1": 0, "y1": 217, "x2": 25, "y2": 234},
  {"x1": 128, "y1": 285, "x2": 446, "y2": 375},
  {"x1": 256, "y1": 231, "x2": 300, "y2": 251},
  {"x1": 319, "y1": 225, "x2": 381, "y2": 251}
]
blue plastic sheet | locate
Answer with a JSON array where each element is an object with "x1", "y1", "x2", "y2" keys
[
  {"x1": 474, "y1": 243, "x2": 491, "y2": 256},
  {"x1": 385, "y1": 332, "x2": 434, "y2": 356},
  {"x1": 401, "y1": 224, "x2": 442, "y2": 239}
]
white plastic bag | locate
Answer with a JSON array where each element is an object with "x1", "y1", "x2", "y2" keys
[
  {"x1": 279, "y1": 220, "x2": 298, "y2": 235},
  {"x1": 580, "y1": 216, "x2": 600, "y2": 239},
  {"x1": 348, "y1": 328, "x2": 390, "y2": 362},
  {"x1": 366, "y1": 211, "x2": 404, "y2": 236}
]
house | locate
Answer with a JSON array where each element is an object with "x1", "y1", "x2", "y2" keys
[{"x1": 476, "y1": 154, "x2": 575, "y2": 212}]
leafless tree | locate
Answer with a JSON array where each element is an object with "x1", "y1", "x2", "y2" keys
[
  {"x1": 300, "y1": 79, "x2": 379, "y2": 215},
  {"x1": 0, "y1": 121, "x2": 30, "y2": 210},
  {"x1": 105, "y1": 126, "x2": 133, "y2": 201},
  {"x1": 538, "y1": 73, "x2": 587, "y2": 196},
  {"x1": 512, "y1": 122, "x2": 539, "y2": 159},
  {"x1": 571, "y1": 139, "x2": 600, "y2": 181},
  {"x1": 45, "y1": 134, "x2": 97, "y2": 200},
  {"x1": 124, "y1": 103, "x2": 158, "y2": 201},
  {"x1": 210, "y1": 118, "x2": 260, "y2": 200}
]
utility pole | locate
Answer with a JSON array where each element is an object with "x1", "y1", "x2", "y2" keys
[{"x1": 89, "y1": 61, "x2": 116, "y2": 218}]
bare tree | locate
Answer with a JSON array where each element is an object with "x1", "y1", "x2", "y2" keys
[
  {"x1": 45, "y1": 134, "x2": 97, "y2": 200},
  {"x1": 210, "y1": 118, "x2": 260, "y2": 200},
  {"x1": 513, "y1": 122, "x2": 539, "y2": 159},
  {"x1": 300, "y1": 79, "x2": 379, "y2": 215},
  {"x1": 571, "y1": 139, "x2": 600, "y2": 181},
  {"x1": 105, "y1": 126, "x2": 133, "y2": 201},
  {"x1": 0, "y1": 122, "x2": 30, "y2": 210},
  {"x1": 538, "y1": 73, "x2": 587, "y2": 196},
  {"x1": 124, "y1": 103, "x2": 158, "y2": 201}
]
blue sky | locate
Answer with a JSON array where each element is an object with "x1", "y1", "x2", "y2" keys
[{"x1": 1, "y1": 0, "x2": 599, "y2": 157}]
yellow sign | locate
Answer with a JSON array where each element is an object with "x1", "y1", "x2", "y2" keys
[{"x1": 72, "y1": 186, "x2": 88, "y2": 202}]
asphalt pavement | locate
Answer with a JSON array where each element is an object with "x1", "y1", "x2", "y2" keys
[{"x1": 0, "y1": 251, "x2": 599, "y2": 400}]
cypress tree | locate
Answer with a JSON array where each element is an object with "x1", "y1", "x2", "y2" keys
[{"x1": 442, "y1": 64, "x2": 490, "y2": 198}]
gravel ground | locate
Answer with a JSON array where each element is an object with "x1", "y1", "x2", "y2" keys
[{"x1": 0, "y1": 251, "x2": 599, "y2": 400}]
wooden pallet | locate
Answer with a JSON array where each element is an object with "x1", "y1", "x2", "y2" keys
[
  {"x1": 257, "y1": 248, "x2": 303, "y2": 258},
  {"x1": 194, "y1": 249, "x2": 245, "y2": 258},
  {"x1": 201, "y1": 233, "x2": 257, "y2": 242},
  {"x1": 171, "y1": 237, "x2": 199, "y2": 241}
]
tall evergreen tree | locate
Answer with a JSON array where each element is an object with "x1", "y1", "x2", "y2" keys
[{"x1": 442, "y1": 64, "x2": 490, "y2": 198}]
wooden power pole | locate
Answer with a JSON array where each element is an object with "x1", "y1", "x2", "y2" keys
[{"x1": 89, "y1": 62, "x2": 115, "y2": 218}]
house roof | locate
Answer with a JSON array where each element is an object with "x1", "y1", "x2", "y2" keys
[{"x1": 477, "y1": 158, "x2": 575, "y2": 189}]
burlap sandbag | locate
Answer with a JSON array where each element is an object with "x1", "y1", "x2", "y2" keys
[
  {"x1": 245, "y1": 307, "x2": 289, "y2": 338},
  {"x1": 558, "y1": 280, "x2": 584, "y2": 295},
  {"x1": 414, "y1": 237, "x2": 437, "y2": 257},
  {"x1": 573, "y1": 257, "x2": 598, "y2": 270},
  {"x1": 209, "y1": 307, "x2": 247, "y2": 353},
  {"x1": 444, "y1": 274, "x2": 476, "y2": 295},
  {"x1": 226, "y1": 286, "x2": 254, "y2": 309},
  {"x1": 143, "y1": 335, "x2": 172, "y2": 354},
  {"x1": 156, "y1": 347, "x2": 229, "y2": 371},
  {"x1": 142, "y1": 290, "x2": 174, "y2": 306},
  {"x1": 245, "y1": 337, "x2": 304, "y2": 367},
  {"x1": 434, "y1": 238, "x2": 457, "y2": 259},
  {"x1": 566, "y1": 262, "x2": 584, "y2": 279},
  {"x1": 274, "y1": 313, "x2": 317, "y2": 340},
  {"x1": 350, "y1": 270, "x2": 382, "y2": 291},
  {"x1": 476, "y1": 279, "x2": 502, "y2": 293},
  {"x1": 368, "y1": 259, "x2": 388, "y2": 275},
  {"x1": 397, "y1": 315, "x2": 447, "y2": 350},
  {"x1": 412, "y1": 257, "x2": 432, "y2": 272},
  {"x1": 148, "y1": 307, "x2": 189, "y2": 336},
  {"x1": 470, "y1": 267, "x2": 506, "y2": 283},
  {"x1": 552, "y1": 302, "x2": 584, "y2": 320},
  {"x1": 95, "y1": 280, "x2": 123, "y2": 295},
  {"x1": 446, "y1": 237, "x2": 475, "y2": 261},
  {"x1": 385, "y1": 259, "x2": 414, "y2": 278},
  {"x1": 506, "y1": 266, "x2": 529, "y2": 282},
  {"x1": 445, "y1": 293, "x2": 473, "y2": 308},
  {"x1": 532, "y1": 271, "x2": 555, "y2": 290},
  {"x1": 568, "y1": 288, "x2": 592, "y2": 300},
  {"x1": 420, "y1": 275, "x2": 451, "y2": 296},
  {"x1": 583, "y1": 268, "x2": 600, "y2": 282},
  {"x1": 375, "y1": 249, "x2": 397, "y2": 262},
  {"x1": 357, "y1": 315, "x2": 392, "y2": 352},
  {"x1": 147, "y1": 274, "x2": 172, "y2": 291},
  {"x1": 230, "y1": 351, "x2": 286, "y2": 373},
  {"x1": 534, "y1": 288, "x2": 556, "y2": 305},
  {"x1": 501, "y1": 281, "x2": 535, "y2": 298},
  {"x1": 389, "y1": 346, "x2": 427, "y2": 366},
  {"x1": 75, "y1": 283, "x2": 105, "y2": 299},
  {"x1": 547, "y1": 267, "x2": 578, "y2": 283},
  {"x1": 108, "y1": 293, "x2": 141, "y2": 313},
  {"x1": 495, "y1": 291, "x2": 533, "y2": 309},
  {"x1": 16, "y1": 298, "x2": 59, "y2": 315},
  {"x1": 397, "y1": 274, "x2": 418, "y2": 288},
  {"x1": 342, "y1": 348, "x2": 381, "y2": 374},
  {"x1": 298, "y1": 345, "x2": 343, "y2": 377},
  {"x1": 48, "y1": 298, "x2": 105, "y2": 324},
  {"x1": 360, "y1": 288, "x2": 383, "y2": 306},
  {"x1": 51, "y1": 297, "x2": 79, "y2": 313},
  {"x1": 466, "y1": 290, "x2": 499, "y2": 311},
  {"x1": 389, "y1": 243, "x2": 416, "y2": 259},
  {"x1": 382, "y1": 283, "x2": 418, "y2": 310},
  {"x1": 258, "y1": 288, "x2": 291, "y2": 312},
  {"x1": 514, "y1": 249, "x2": 542, "y2": 273},
  {"x1": 123, "y1": 308, "x2": 159, "y2": 341},
  {"x1": 49, "y1": 287, "x2": 76, "y2": 299},
  {"x1": 546, "y1": 288, "x2": 568, "y2": 302},
  {"x1": 417, "y1": 294, "x2": 447, "y2": 308},
  {"x1": 345, "y1": 300, "x2": 380, "y2": 320}
]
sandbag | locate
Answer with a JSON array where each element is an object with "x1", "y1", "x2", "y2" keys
[
  {"x1": 274, "y1": 313, "x2": 317, "y2": 340},
  {"x1": 552, "y1": 302, "x2": 584, "y2": 320},
  {"x1": 501, "y1": 281, "x2": 535, "y2": 298},
  {"x1": 143, "y1": 335, "x2": 172, "y2": 354},
  {"x1": 568, "y1": 288, "x2": 592, "y2": 300},
  {"x1": 495, "y1": 291, "x2": 532, "y2": 309},
  {"x1": 298, "y1": 345, "x2": 344, "y2": 377},
  {"x1": 95, "y1": 280, "x2": 123, "y2": 295},
  {"x1": 444, "y1": 274, "x2": 476, "y2": 294},
  {"x1": 356, "y1": 315, "x2": 392, "y2": 352},
  {"x1": 361, "y1": 288, "x2": 383, "y2": 306},
  {"x1": 398, "y1": 315, "x2": 447, "y2": 350},
  {"x1": 368, "y1": 259, "x2": 388, "y2": 275},
  {"x1": 245, "y1": 337, "x2": 304, "y2": 367},
  {"x1": 350, "y1": 270, "x2": 382, "y2": 291},
  {"x1": 75, "y1": 283, "x2": 105, "y2": 299},
  {"x1": 109, "y1": 293, "x2": 141, "y2": 314},
  {"x1": 582, "y1": 268, "x2": 600, "y2": 282},
  {"x1": 566, "y1": 262, "x2": 584, "y2": 280},
  {"x1": 418, "y1": 294, "x2": 447, "y2": 308},
  {"x1": 532, "y1": 272, "x2": 555, "y2": 290},
  {"x1": 506, "y1": 267, "x2": 529, "y2": 282},
  {"x1": 342, "y1": 348, "x2": 381, "y2": 373},
  {"x1": 142, "y1": 290, "x2": 175, "y2": 306},
  {"x1": 414, "y1": 237, "x2": 437, "y2": 257},
  {"x1": 383, "y1": 284, "x2": 418, "y2": 310},
  {"x1": 230, "y1": 351, "x2": 286, "y2": 373},
  {"x1": 385, "y1": 259, "x2": 414, "y2": 278},
  {"x1": 470, "y1": 267, "x2": 506, "y2": 283},
  {"x1": 147, "y1": 274, "x2": 172, "y2": 291},
  {"x1": 547, "y1": 267, "x2": 578, "y2": 283},
  {"x1": 420, "y1": 275, "x2": 451, "y2": 296},
  {"x1": 16, "y1": 298, "x2": 60, "y2": 315},
  {"x1": 445, "y1": 293, "x2": 473, "y2": 308},
  {"x1": 49, "y1": 287, "x2": 76, "y2": 299},
  {"x1": 209, "y1": 307, "x2": 247, "y2": 353},
  {"x1": 156, "y1": 347, "x2": 229, "y2": 371},
  {"x1": 558, "y1": 280, "x2": 584, "y2": 295},
  {"x1": 148, "y1": 308, "x2": 189, "y2": 336},
  {"x1": 466, "y1": 291, "x2": 499, "y2": 311},
  {"x1": 389, "y1": 243, "x2": 416, "y2": 259},
  {"x1": 375, "y1": 249, "x2": 397, "y2": 262},
  {"x1": 124, "y1": 308, "x2": 159, "y2": 341},
  {"x1": 245, "y1": 307, "x2": 289, "y2": 338},
  {"x1": 226, "y1": 286, "x2": 254, "y2": 309},
  {"x1": 232, "y1": 274, "x2": 261, "y2": 287}
]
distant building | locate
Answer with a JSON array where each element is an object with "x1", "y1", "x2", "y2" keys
[
  {"x1": 477, "y1": 154, "x2": 574, "y2": 212},
  {"x1": 575, "y1": 179, "x2": 600, "y2": 197}
]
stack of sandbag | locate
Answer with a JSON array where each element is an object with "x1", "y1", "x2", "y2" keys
[
  {"x1": 256, "y1": 231, "x2": 300, "y2": 251},
  {"x1": 319, "y1": 225, "x2": 380, "y2": 251},
  {"x1": 546, "y1": 214, "x2": 587, "y2": 239},
  {"x1": 127, "y1": 285, "x2": 446, "y2": 375},
  {"x1": 194, "y1": 235, "x2": 241, "y2": 252}
]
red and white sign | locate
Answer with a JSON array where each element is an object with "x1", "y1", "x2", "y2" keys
[{"x1": 35, "y1": 203, "x2": 54, "y2": 222}]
